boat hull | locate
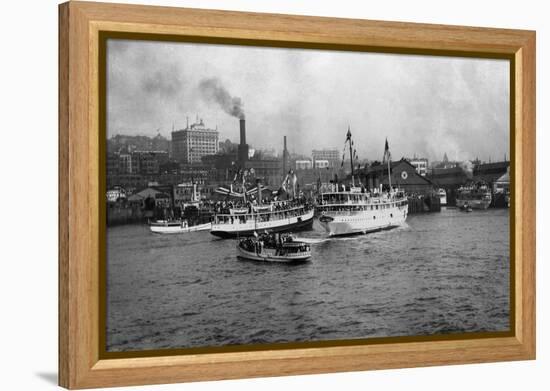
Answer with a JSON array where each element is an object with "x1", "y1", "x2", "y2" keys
[
  {"x1": 456, "y1": 199, "x2": 491, "y2": 210},
  {"x1": 149, "y1": 222, "x2": 211, "y2": 234},
  {"x1": 236, "y1": 244, "x2": 311, "y2": 263},
  {"x1": 211, "y1": 210, "x2": 314, "y2": 238},
  {"x1": 319, "y1": 205, "x2": 408, "y2": 237}
]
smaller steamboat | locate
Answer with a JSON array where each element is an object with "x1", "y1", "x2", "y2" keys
[{"x1": 237, "y1": 233, "x2": 312, "y2": 263}]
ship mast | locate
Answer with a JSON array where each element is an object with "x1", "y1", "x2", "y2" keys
[
  {"x1": 347, "y1": 126, "x2": 355, "y2": 187},
  {"x1": 387, "y1": 155, "x2": 392, "y2": 191},
  {"x1": 383, "y1": 138, "x2": 392, "y2": 192}
]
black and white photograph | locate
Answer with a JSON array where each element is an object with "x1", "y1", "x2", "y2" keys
[{"x1": 105, "y1": 39, "x2": 510, "y2": 352}]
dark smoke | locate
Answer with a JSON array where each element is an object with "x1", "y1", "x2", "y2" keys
[{"x1": 199, "y1": 78, "x2": 245, "y2": 119}]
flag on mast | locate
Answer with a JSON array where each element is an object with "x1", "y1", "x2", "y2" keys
[{"x1": 383, "y1": 138, "x2": 391, "y2": 163}]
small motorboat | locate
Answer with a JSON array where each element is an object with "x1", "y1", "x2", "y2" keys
[
  {"x1": 149, "y1": 219, "x2": 211, "y2": 234},
  {"x1": 237, "y1": 233, "x2": 312, "y2": 263},
  {"x1": 459, "y1": 203, "x2": 473, "y2": 213}
]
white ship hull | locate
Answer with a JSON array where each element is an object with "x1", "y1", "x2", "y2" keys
[
  {"x1": 211, "y1": 209, "x2": 314, "y2": 238},
  {"x1": 149, "y1": 221, "x2": 211, "y2": 234},
  {"x1": 319, "y1": 204, "x2": 408, "y2": 236}
]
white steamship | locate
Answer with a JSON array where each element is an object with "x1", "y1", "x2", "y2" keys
[{"x1": 316, "y1": 129, "x2": 408, "y2": 236}]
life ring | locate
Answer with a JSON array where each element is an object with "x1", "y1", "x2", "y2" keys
[{"x1": 401, "y1": 171, "x2": 408, "y2": 180}]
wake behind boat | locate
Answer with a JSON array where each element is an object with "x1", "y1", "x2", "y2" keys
[{"x1": 237, "y1": 233, "x2": 312, "y2": 263}]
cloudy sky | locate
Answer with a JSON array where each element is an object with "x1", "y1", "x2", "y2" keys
[{"x1": 107, "y1": 39, "x2": 509, "y2": 162}]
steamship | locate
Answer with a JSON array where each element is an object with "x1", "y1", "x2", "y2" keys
[
  {"x1": 210, "y1": 118, "x2": 314, "y2": 238},
  {"x1": 211, "y1": 201, "x2": 314, "y2": 238},
  {"x1": 316, "y1": 129, "x2": 408, "y2": 236},
  {"x1": 456, "y1": 182, "x2": 492, "y2": 210}
]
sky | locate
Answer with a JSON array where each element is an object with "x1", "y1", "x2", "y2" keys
[{"x1": 107, "y1": 39, "x2": 510, "y2": 163}]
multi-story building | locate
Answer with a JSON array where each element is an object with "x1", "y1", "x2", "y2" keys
[
  {"x1": 132, "y1": 151, "x2": 169, "y2": 175},
  {"x1": 295, "y1": 160, "x2": 313, "y2": 170},
  {"x1": 314, "y1": 159, "x2": 330, "y2": 169},
  {"x1": 171, "y1": 119, "x2": 219, "y2": 164},
  {"x1": 312, "y1": 149, "x2": 340, "y2": 168},
  {"x1": 245, "y1": 159, "x2": 282, "y2": 186},
  {"x1": 106, "y1": 153, "x2": 120, "y2": 177},
  {"x1": 407, "y1": 157, "x2": 429, "y2": 176},
  {"x1": 118, "y1": 153, "x2": 137, "y2": 174}
]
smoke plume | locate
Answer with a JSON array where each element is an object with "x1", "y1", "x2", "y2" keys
[
  {"x1": 460, "y1": 160, "x2": 474, "y2": 179},
  {"x1": 199, "y1": 78, "x2": 245, "y2": 119}
]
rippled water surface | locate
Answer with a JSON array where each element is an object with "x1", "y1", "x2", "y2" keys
[{"x1": 106, "y1": 208, "x2": 509, "y2": 351}]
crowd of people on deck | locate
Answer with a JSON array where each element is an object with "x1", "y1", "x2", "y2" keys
[{"x1": 239, "y1": 233, "x2": 310, "y2": 256}]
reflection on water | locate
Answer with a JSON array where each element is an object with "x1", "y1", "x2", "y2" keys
[{"x1": 106, "y1": 208, "x2": 510, "y2": 352}]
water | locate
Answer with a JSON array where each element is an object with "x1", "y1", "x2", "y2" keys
[{"x1": 106, "y1": 208, "x2": 510, "y2": 352}]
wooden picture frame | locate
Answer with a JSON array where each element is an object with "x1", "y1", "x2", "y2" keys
[{"x1": 59, "y1": 1, "x2": 536, "y2": 389}]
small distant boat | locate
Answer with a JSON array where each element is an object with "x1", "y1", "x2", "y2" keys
[
  {"x1": 456, "y1": 182, "x2": 492, "y2": 210},
  {"x1": 149, "y1": 220, "x2": 211, "y2": 234},
  {"x1": 459, "y1": 204, "x2": 473, "y2": 213},
  {"x1": 438, "y1": 188, "x2": 447, "y2": 206},
  {"x1": 237, "y1": 233, "x2": 312, "y2": 263}
]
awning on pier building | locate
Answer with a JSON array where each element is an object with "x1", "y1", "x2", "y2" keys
[{"x1": 493, "y1": 170, "x2": 510, "y2": 194}]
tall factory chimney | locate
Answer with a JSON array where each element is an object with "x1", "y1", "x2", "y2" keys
[
  {"x1": 237, "y1": 119, "x2": 249, "y2": 165},
  {"x1": 239, "y1": 119, "x2": 246, "y2": 145},
  {"x1": 282, "y1": 136, "x2": 288, "y2": 175}
]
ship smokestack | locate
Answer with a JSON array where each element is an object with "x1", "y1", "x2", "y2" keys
[{"x1": 240, "y1": 118, "x2": 246, "y2": 145}]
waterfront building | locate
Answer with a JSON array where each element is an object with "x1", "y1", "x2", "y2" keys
[
  {"x1": 106, "y1": 186, "x2": 126, "y2": 203},
  {"x1": 244, "y1": 159, "x2": 282, "y2": 186},
  {"x1": 314, "y1": 159, "x2": 330, "y2": 169},
  {"x1": 174, "y1": 181, "x2": 203, "y2": 204},
  {"x1": 493, "y1": 169, "x2": 510, "y2": 194},
  {"x1": 407, "y1": 156, "x2": 429, "y2": 176},
  {"x1": 295, "y1": 159, "x2": 313, "y2": 170},
  {"x1": 429, "y1": 166, "x2": 470, "y2": 187},
  {"x1": 312, "y1": 148, "x2": 340, "y2": 168},
  {"x1": 132, "y1": 151, "x2": 169, "y2": 175},
  {"x1": 364, "y1": 159, "x2": 435, "y2": 195},
  {"x1": 171, "y1": 118, "x2": 219, "y2": 164},
  {"x1": 107, "y1": 153, "x2": 120, "y2": 177},
  {"x1": 118, "y1": 153, "x2": 136, "y2": 174},
  {"x1": 127, "y1": 187, "x2": 171, "y2": 209},
  {"x1": 108, "y1": 133, "x2": 170, "y2": 154}
]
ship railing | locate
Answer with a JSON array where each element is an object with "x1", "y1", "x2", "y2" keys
[
  {"x1": 213, "y1": 205, "x2": 311, "y2": 225},
  {"x1": 318, "y1": 197, "x2": 406, "y2": 206},
  {"x1": 317, "y1": 199, "x2": 408, "y2": 211}
]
